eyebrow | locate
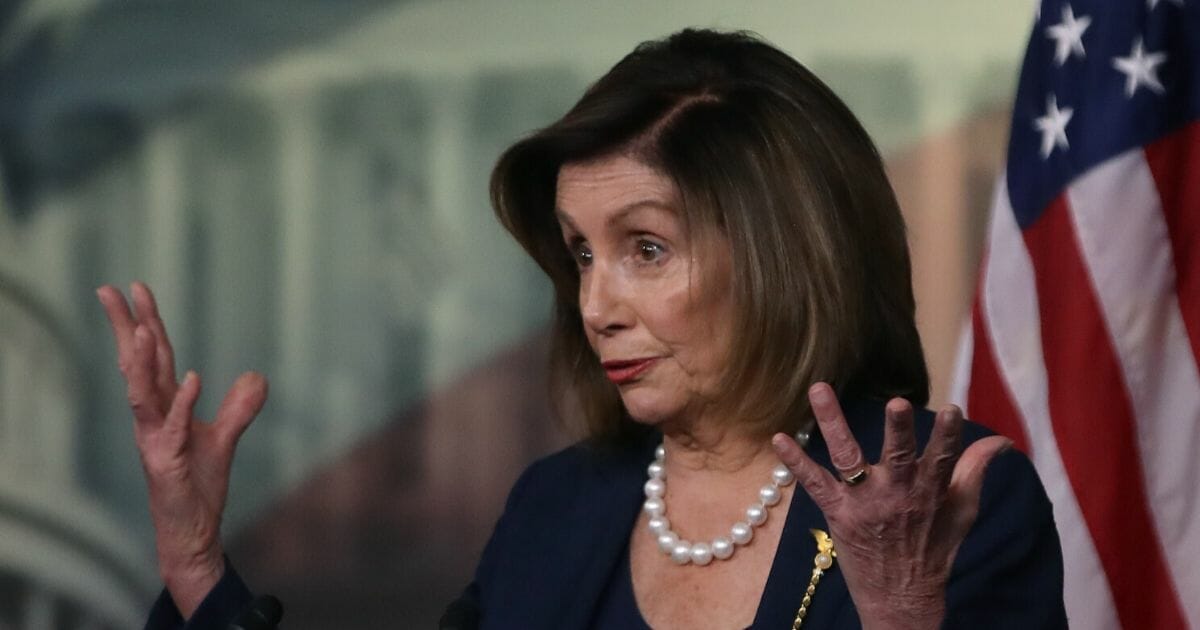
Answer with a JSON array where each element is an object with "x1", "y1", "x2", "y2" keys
[{"x1": 555, "y1": 199, "x2": 678, "y2": 232}]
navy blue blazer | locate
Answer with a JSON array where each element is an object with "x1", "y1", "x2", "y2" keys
[
  {"x1": 455, "y1": 399, "x2": 1067, "y2": 629},
  {"x1": 146, "y1": 398, "x2": 1067, "y2": 629}
]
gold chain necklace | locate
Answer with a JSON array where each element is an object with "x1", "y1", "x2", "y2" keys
[{"x1": 791, "y1": 528, "x2": 836, "y2": 629}]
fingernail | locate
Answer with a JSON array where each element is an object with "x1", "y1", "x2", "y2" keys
[
  {"x1": 771, "y1": 433, "x2": 791, "y2": 453},
  {"x1": 809, "y1": 384, "x2": 831, "y2": 405}
]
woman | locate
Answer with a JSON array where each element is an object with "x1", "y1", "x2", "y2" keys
[{"x1": 99, "y1": 29, "x2": 1066, "y2": 629}]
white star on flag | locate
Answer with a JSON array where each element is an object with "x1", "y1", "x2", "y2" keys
[
  {"x1": 1034, "y1": 94, "x2": 1073, "y2": 158},
  {"x1": 1046, "y1": 4, "x2": 1091, "y2": 66},
  {"x1": 1112, "y1": 37, "x2": 1167, "y2": 97}
]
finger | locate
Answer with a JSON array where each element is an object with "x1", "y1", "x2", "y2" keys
[
  {"x1": 97, "y1": 286, "x2": 138, "y2": 374},
  {"x1": 808, "y1": 383, "x2": 867, "y2": 480},
  {"x1": 772, "y1": 433, "x2": 841, "y2": 511},
  {"x1": 880, "y1": 397, "x2": 918, "y2": 483},
  {"x1": 213, "y1": 372, "x2": 268, "y2": 450},
  {"x1": 131, "y1": 282, "x2": 178, "y2": 400},
  {"x1": 946, "y1": 435, "x2": 1012, "y2": 534},
  {"x1": 127, "y1": 325, "x2": 165, "y2": 429},
  {"x1": 133, "y1": 325, "x2": 173, "y2": 415},
  {"x1": 162, "y1": 371, "x2": 202, "y2": 452},
  {"x1": 918, "y1": 405, "x2": 966, "y2": 490}
]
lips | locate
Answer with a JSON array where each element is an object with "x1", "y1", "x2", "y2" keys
[{"x1": 601, "y1": 358, "x2": 657, "y2": 385}]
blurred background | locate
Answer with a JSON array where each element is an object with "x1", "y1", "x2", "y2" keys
[{"x1": 0, "y1": 1, "x2": 1033, "y2": 627}]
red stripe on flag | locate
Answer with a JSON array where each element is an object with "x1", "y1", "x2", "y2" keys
[
  {"x1": 1023, "y1": 196, "x2": 1187, "y2": 630},
  {"x1": 966, "y1": 291, "x2": 1031, "y2": 454},
  {"x1": 1144, "y1": 121, "x2": 1200, "y2": 369}
]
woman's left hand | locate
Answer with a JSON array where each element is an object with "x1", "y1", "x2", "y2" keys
[{"x1": 772, "y1": 383, "x2": 1011, "y2": 630}]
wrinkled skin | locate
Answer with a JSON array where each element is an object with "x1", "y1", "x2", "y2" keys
[
  {"x1": 773, "y1": 384, "x2": 1011, "y2": 629},
  {"x1": 98, "y1": 283, "x2": 267, "y2": 618}
]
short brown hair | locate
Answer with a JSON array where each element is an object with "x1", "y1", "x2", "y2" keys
[{"x1": 491, "y1": 29, "x2": 928, "y2": 443}]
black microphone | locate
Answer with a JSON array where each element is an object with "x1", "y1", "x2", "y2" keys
[{"x1": 228, "y1": 595, "x2": 283, "y2": 630}]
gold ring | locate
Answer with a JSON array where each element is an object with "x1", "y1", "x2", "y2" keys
[{"x1": 843, "y1": 467, "x2": 869, "y2": 486}]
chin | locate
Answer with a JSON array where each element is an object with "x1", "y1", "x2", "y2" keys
[{"x1": 617, "y1": 390, "x2": 682, "y2": 426}]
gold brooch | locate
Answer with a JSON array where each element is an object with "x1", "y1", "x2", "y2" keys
[{"x1": 792, "y1": 529, "x2": 836, "y2": 629}]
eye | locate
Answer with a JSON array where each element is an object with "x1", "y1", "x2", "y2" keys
[
  {"x1": 570, "y1": 241, "x2": 593, "y2": 268},
  {"x1": 636, "y1": 239, "x2": 666, "y2": 263}
]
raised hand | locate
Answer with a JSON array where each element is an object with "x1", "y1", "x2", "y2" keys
[
  {"x1": 772, "y1": 383, "x2": 1011, "y2": 630},
  {"x1": 97, "y1": 282, "x2": 267, "y2": 618}
]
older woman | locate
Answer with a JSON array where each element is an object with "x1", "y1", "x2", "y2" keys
[{"x1": 99, "y1": 29, "x2": 1065, "y2": 630}]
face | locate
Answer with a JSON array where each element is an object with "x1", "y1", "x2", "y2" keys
[{"x1": 556, "y1": 153, "x2": 736, "y2": 427}]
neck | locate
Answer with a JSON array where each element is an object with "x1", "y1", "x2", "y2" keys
[
  {"x1": 658, "y1": 415, "x2": 778, "y2": 479},
  {"x1": 643, "y1": 413, "x2": 796, "y2": 558}
]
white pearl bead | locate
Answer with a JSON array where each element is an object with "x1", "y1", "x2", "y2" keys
[
  {"x1": 642, "y1": 438, "x2": 807, "y2": 567},
  {"x1": 731, "y1": 522, "x2": 753, "y2": 545},
  {"x1": 746, "y1": 503, "x2": 767, "y2": 526},
  {"x1": 657, "y1": 531, "x2": 679, "y2": 553},
  {"x1": 647, "y1": 461, "x2": 665, "y2": 479},
  {"x1": 759, "y1": 484, "x2": 781, "y2": 507},
  {"x1": 711, "y1": 537, "x2": 734, "y2": 560},
  {"x1": 772, "y1": 465, "x2": 794, "y2": 487},
  {"x1": 670, "y1": 540, "x2": 693, "y2": 565},
  {"x1": 690, "y1": 542, "x2": 713, "y2": 566}
]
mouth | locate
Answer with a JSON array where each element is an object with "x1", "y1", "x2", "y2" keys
[{"x1": 601, "y1": 358, "x2": 657, "y2": 385}]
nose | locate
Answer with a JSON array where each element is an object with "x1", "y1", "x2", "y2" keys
[{"x1": 580, "y1": 263, "x2": 632, "y2": 336}]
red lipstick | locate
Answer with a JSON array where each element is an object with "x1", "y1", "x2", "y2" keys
[{"x1": 602, "y1": 358, "x2": 657, "y2": 385}]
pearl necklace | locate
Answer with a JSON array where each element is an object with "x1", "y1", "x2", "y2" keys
[{"x1": 643, "y1": 427, "x2": 812, "y2": 566}]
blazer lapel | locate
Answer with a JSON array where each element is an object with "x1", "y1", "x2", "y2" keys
[
  {"x1": 751, "y1": 435, "x2": 852, "y2": 629},
  {"x1": 540, "y1": 400, "x2": 887, "y2": 629},
  {"x1": 554, "y1": 437, "x2": 653, "y2": 630},
  {"x1": 753, "y1": 399, "x2": 887, "y2": 629}
]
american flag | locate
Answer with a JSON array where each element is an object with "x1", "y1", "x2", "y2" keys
[{"x1": 950, "y1": 1, "x2": 1200, "y2": 628}]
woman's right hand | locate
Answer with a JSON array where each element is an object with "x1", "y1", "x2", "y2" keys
[{"x1": 98, "y1": 282, "x2": 268, "y2": 618}]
